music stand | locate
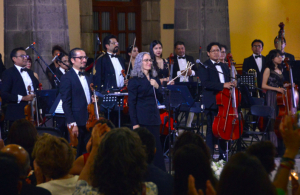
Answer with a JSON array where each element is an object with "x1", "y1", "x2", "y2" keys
[{"x1": 36, "y1": 89, "x2": 58, "y2": 118}]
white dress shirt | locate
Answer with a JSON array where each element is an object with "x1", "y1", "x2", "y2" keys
[
  {"x1": 211, "y1": 60, "x2": 225, "y2": 83},
  {"x1": 176, "y1": 55, "x2": 195, "y2": 82},
  {"x1": 253, "y1": 54, "x2": 262, "y2": 72},
  {"x1": 108, "y1": 52, "x2": 124, "y2": 88},
  {"x1": 73, "y1": 68, "x2": 91, "y2": 104},
  {"x1": 54, "y1": 68, "x2": 66, "y2": 114},
  {"x1": 15, "y1": 65, "x2": 34, "y2": 103}
]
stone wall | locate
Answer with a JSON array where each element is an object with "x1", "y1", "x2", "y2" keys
[
  {"x1": 79, "y1": 0, "x2": 93, "y2": 58},
  {"x1": 141, "y1": 0, "x2": 161, "y2": 52},
  {"x1": 4, "y1": 0, "x2": 70, "y2": 89},
  {"x1": 174, "y1": 0, "x2": 230, "y2": 62}
]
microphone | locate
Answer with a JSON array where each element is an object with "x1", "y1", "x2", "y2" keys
[
  {"x1": 196, "y1": 59, "x2": 207, "y2": 68},
  {"x1": 51, "y1": 53, "x2": 60, "y2": 62},
  {"x1": 25, "y1": 42, "x2": 36, "y2": 50},
  {"x1": 97, "y1": 36, "x2": 101, "y2": 45}
]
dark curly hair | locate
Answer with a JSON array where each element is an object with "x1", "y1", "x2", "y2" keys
[
  {"x1": 91, "y1": 127, "x2": 148, "y2": 195},
  {"x1": 32, "y1": 134, "x2": 74, "y2": 179},
  {"x1": 246, "y1": 141, "x2": 276, "y2": 174},
  {"x1": 173, "y1": 132, "x2": 210, "y2": 160},
  {"x1": 173, "y1": 144, "x2": 216, "y2": 195},
  {"x1": 217, "y1": 152, "x2": 277, "y2": 195}
]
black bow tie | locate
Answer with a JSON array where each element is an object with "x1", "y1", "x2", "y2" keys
[
  {"x1": 110, "y1": 54, "x2": 117, "y2": 58},
  {"x1": 78, "y1": 71, "x2": 84, "y2": 76},
  {"x1": 255, "y1": 55, "x2": 262, "y2": 58},
  {"x1": 214, "y1": 62, "x2": 221, "y2": 66},
  {"x1": 178, "y1": 56, "x2": 186, "y2": 59},
  {"x1": 21, "y1": 68, "x2": 28, "y2": 72}
]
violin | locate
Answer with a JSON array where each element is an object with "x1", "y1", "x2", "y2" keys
[
  {"x1": 275, "y1": 58, "x2": 299, "y2": 138},
  {"x1": 67, "y1": 125, "x2": 78, "y2": 147},
  {"x1": 212, "y1": 53, "x2": 243, "y2": 140},
  {"x1": 120, "y1": 69, "x2": 129, "y2": 114},
  {"x1": 24, "y1": 86, "x2": 37, "y2": 125},
  {"x1": 86, "y1": 83, "x2": 103, "y2": 131}
]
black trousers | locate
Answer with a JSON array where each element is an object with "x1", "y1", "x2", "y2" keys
[
  {"x1": 205, "y1": 110, "x2": 226, "y2": 157},
  {"x1": 140, "y1": 125, "x2": 166, "y2": 172},
  {"x1": 76, "y1": 126, "x2": 91, "y2": 158}
]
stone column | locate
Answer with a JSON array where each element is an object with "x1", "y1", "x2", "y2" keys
[
  {"x1": 79, "y1": 0, "x2": 93, "y2": 58},
  {"x1": 4, "y1": 0, "x2": 70, "y2": 89},
  {"x1": 141, "y1": 0, "x2": 161, "y2": 52},
  {"x1": 174, "y1": 0, "x2": 230, "y2": 62}
]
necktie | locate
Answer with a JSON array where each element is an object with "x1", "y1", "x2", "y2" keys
[
  {"x1": 178, "y1": 56, "x2": 186, "y2": 59},
  {"x1": 110, "y1": 54, "x2": 117, "y2": 58},
  {"x1": 78, "y1": 71, "x2": 84, "y2": 76},
  {"x1": 214, "y1": 62, "x2": 221, "y2": 66},
  {"x1": 21, "y1": 68, "x2": 28, "y2": 72},
  {"x1": 255, "y1": 55, "x2": 262, "y2": 58}
]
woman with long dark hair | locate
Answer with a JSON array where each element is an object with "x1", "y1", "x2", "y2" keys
[
  {"x1": 125, "y1": 45, "x2": 139, "y2": 76},
  {"x1": 149, "y1": 40, "x2": 171, "y2": 85},
  {"x1": 262, "y1": 49, "x2": 289, "y2": 147}
]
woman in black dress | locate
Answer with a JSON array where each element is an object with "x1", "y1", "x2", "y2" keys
[
  {"x1": 128, "y1": 52, "x2": 166, "y2": 171},
  {"x1": 149, "y1": 40, "x2": 174, "y2": 85},
  {"x1": 262, "y1": 49, "x2": 289, "y2": 147}
]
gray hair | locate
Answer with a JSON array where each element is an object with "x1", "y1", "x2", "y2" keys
[{"x1": 130, "y1": 52, "x2": 157, "y2": 78}]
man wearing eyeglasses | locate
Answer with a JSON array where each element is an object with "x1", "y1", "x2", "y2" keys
[
  {"x1": 242, "y1": 39, "x2": 266, "y2": 96},
  {"x1": 60, "y1": 48, "x2": 93, "y2": 157},
  {"x1": 1, "y1": 47, "x2": 39, "y2": 127},
  {"x1": 198, "y1": 42, "x2": 235, "y2": 160},
  {"x1": 94, "y1": 34, "x2": 127, "y2": 92}
]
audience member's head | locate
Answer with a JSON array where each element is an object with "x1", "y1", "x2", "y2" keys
[
  {"x1": 7, "y1": 119, "x2": 38, "y2": 165},
  {"x1": 1, "y1": 144, "x2": 31, "y2": 180},
  {"x1": 91, "y1": 127, "x2": 147, "y2": 195},
  {"x1": 134, "y1": 127, "x2": 156, "y2": 164},
  {"x1": 173, "y1": 144, "x2": 216, "y2": 195},
  {"x1": 217, "y1": 152, "x2": 277, "y2": 195},
  {"x1": 0, "y1": 152, "x2": 21, "y2": 195},
  {"x1": 246, "y1": 141, "x2": 276, "y2": 174},
  {"x1": 32, "y1": 134, "x2": 74, "y2": 180},
  {"x1": 174, "y1": 132, "x2": 210, "y2": 160}
]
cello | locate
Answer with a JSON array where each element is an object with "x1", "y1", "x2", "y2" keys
[
  {"x1": 274, "y1": 57, "x2": 299, "y2": 138},
  {"x1": 212, "y1": 53, "x2": 243, "y2": 140}
]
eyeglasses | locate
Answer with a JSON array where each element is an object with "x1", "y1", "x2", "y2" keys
[
  {"x1": 110, "y1": 42, "x2": 118, "y2": 45},
  {"x1": 62, "y1": 60, "x2": 69, "y2": 64},
  {"x1": 143, "y1": 59, "x2": 153, "y2": 62},
  {"x1": 15, "y1": 55, "x2": 29, "y2": 59},
  {"x1": 73, "y1": 56, "x2": 88, "y2": 61},
  {"x1": 210, "y1": 50, "x2": 220, "y2": 53},
  {"x1": 253, "y1": 45, "x2": 262, "y2": 48},
  {"x1": 221, "y1": 51, "x2": 226, "y2": 54}
]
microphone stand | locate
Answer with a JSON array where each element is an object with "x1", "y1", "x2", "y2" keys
[
  {"x1": 27, "y1": 44, "x2": 60, "y2": 88},
  {"x1": 35, "y1": 59, "x2": 53, "y2": 86}
]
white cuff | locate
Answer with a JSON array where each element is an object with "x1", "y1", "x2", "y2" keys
[
  {"x1": 17, "y1": 95, "x2": 23, "y2": 104},
  {"x1": 177, "y1": 71, "x2": 183, "y2": 77},
  {"x1": 191, "y1": 70, "x2": 195, "y2": 76},
  {"x1": 68, "y1": 122, "x2": 77, "y2": 128}
]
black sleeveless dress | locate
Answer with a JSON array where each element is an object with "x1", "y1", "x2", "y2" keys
[{"x1": 156, "y1": 59, "x2": 169, "y2": 79}]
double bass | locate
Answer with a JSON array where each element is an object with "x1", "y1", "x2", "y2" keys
[
  {"x1": 212, "y1": 54, "x2": 243, "y2": 140},
  {"x1": 275, "y1": 58, "x2": 299, "y2": 138}
]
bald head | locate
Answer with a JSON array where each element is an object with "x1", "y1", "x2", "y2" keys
[{"x1": 1, "y1": 144, "x2": 30, "y2": 178}]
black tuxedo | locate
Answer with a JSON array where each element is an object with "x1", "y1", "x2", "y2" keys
[
  {"x1": 60, "y1": 68, "x2": 92, "y2": 126},
  {"x1": 171, "y1": 55, "x2": 197, "y2": 83},
  {"x1": 199, "y1": 59, "x2": 230, "y2": 156},
  {"x1": 199, "y1": 60, "x2": 230, "y2": 110},
  {"x1": 242, "y1": 55, "x2": 266, "y2": 90},
  {"x1": 284, "y1": 52, "x2": 295, "y2": 62},
  {"x1": 55, "y1": 67, "x2": 65, "y2": 81},
  {"x1": 1, "y1": 66, "x2": 39, "y2": 121},
  {"x1": 94, "y1": 53, "x2": 126, "y2": 91}
]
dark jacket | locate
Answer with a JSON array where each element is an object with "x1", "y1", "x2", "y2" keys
[
  {"x1": 60, "y1": 68, "x2": 92, "y2": 126},
  {"x1": 128, "y1": 75, "x2": 162, "y2": 126},
  {"x1": 171, "y1": 55, "x2": 197, "y2": 83},
  {"x1": 199, "y1": 59, "x2": 230, "y2": 110},
  {"x1": 93, "y1": 53, "x2": 126, "y2": 91},
  {"x1": 1, "y1": 66, "x2": 39, "y2": 121},
  {"x1": 242, "y1": 55, "x2": 266, "y2": 89}
]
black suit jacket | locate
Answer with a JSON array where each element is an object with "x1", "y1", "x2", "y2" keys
[
  {"x1": 1, "y1": 66, "x2": 39, "y2": 121},
  {"x1": 94, "y1": 53, "x2": 126, "y2": 91},
  {"x1": 172, "y1": 55, "x2": 197, "y2": 83},
  {"x1": 242, "y1": 55, "x2": 266, "y2": 89},
  {"x1": 60, "y1": 68, "x2": 92, "y2": 126},
  {"x1": 199, "y1": 59, "x2": 230, "y2": 110},
  {"x1": 284, "y1": 52, "x2": 295, "y2": 62},
  {"x1": 128, "y1": 75, "x2": 162, "y2": 126}
]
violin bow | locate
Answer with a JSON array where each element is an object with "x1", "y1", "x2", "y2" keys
[{"x1": 126, "y1": 37, "x2": 136, "y2": 77}]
